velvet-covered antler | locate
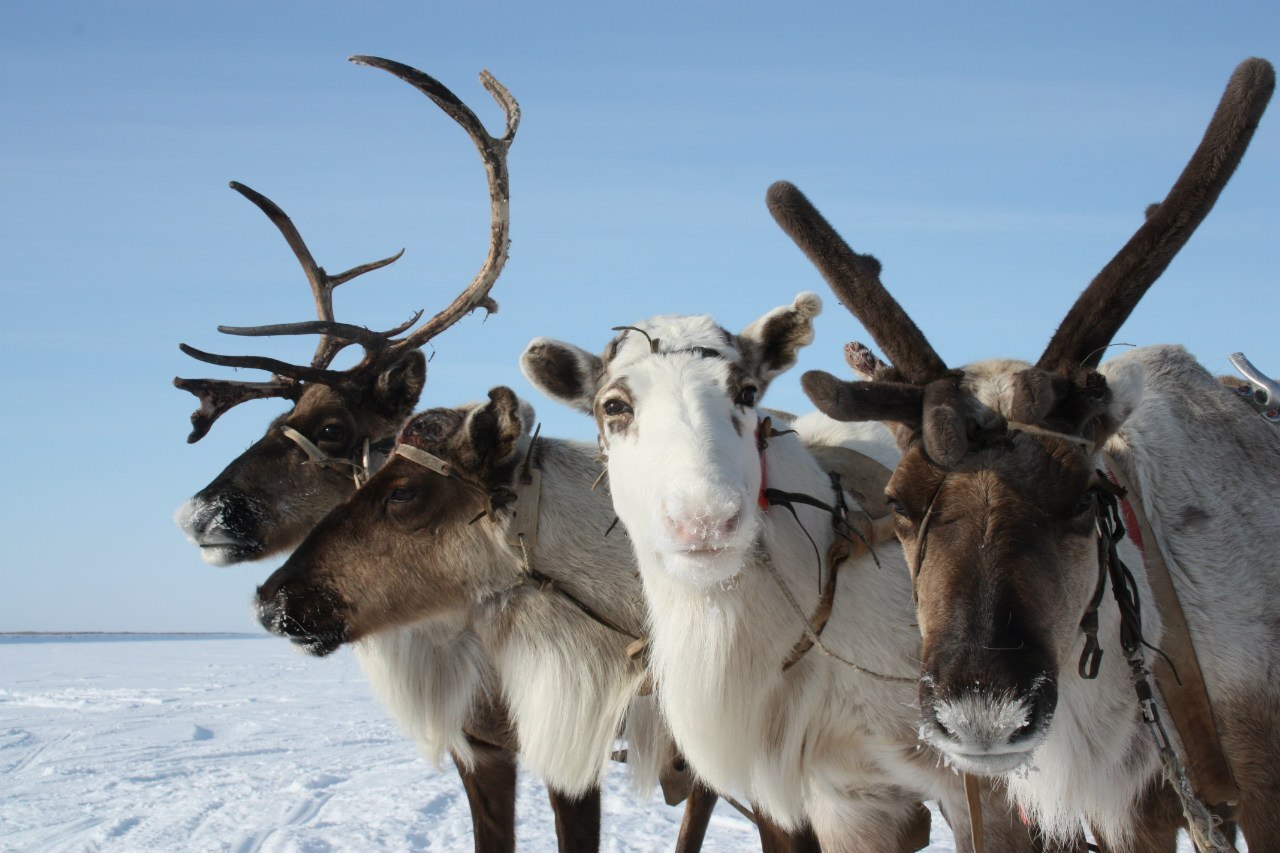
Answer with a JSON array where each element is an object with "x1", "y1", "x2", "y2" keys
[
  {"x1": 767, "y1": 181, "x2": 948, "y2": 385},
  {"x1": 1038, "y1": 57, "x2": 1274, "y2": 375},
  {"x1": 779, "y1": 58, "x2": 1273, "y2": 467}
]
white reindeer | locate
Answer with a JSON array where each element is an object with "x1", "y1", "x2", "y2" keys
[{"x1": 520, "y1": 296, "x2": 1053, "y2": 853}]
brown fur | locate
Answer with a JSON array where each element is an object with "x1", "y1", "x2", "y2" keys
[{"x1": 183, "y1": 354, "x2": 424, "y2": 562}]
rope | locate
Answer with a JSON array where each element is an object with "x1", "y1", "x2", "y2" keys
[
  {"x1": 757, "y1": 555, "x2": 914, "y2": 683},
  {"x1": 1084, "y1": 477, "x2": 1230, "y2": 852},
  {"x1": 1127, "y1": 653, "x2": 1232, "y2": 853}
]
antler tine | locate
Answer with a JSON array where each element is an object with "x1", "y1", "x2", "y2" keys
[
  {"x1": 228, "y1": 181, "x2": 406, "y2": 369},
  {"x1": 172, "y1": 376, "x2": 301, "y2": 444},
  {"x1": 178, "y1": 343, "x2": 346, "y2": 386},
  {"x1": 217, "y1": 312, "x2": 425, "y2": 346},
  {"x1": 1038, "y1": 57, "x2": 1274, "y2": 374},
  {"x1": 348, "y1": 56, "x2": 519, "y2": 362},
  {"x1": 767, "y1": 181, "x2": 949, "y2": 384}
]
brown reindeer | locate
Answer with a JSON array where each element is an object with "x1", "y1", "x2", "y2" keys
[
  {"x1": 768, "y1": 58, "x2": 1275, "y2": 850},
  {"x1": 172, "y1": 57, "x2": 574, "y2": 853}
]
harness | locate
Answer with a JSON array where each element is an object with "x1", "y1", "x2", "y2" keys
[
  {"x1": 392, "y1": 433, "x2": 643, "y2": 645},
  {"x1": 987, "y1": 423, "x2": 1237, "y2": 853},
  {"x1": 753, "y1": 419, "x2": 913, "y2": 680},
  {"x1": 280, "y1": 425, "x2": 391, "y2": 487}
]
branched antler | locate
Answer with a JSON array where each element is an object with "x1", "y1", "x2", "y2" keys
[{"x1": 175, "y1": 60, "x2": 520, "y2": 443}]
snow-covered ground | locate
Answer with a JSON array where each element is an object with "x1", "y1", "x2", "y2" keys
[{"x1": 1, "y1": 636, "x2": 1204, "y2": 852}]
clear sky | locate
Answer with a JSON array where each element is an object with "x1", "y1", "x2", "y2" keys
[{"x1": 2, "y1": 2, "x2": 1275, "y2": 631}]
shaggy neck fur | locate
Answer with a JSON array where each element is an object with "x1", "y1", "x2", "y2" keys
[
  {"x1": 354, "y1": 615, "x2": 493, "y2": 769},
  {"x1": 468, "y1": 435, "x2": 654, "y2": 796}
]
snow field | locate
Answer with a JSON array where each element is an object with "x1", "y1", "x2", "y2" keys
[{"x1": 2, "y1": 636, "x2": 1206, "y2": 852}]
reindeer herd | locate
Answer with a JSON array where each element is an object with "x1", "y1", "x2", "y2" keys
[{"x1": 174, "y1": 55, "x2": 1278, "y2": 853}]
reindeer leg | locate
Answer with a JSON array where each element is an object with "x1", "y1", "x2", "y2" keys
[
  {"x1": 453, "y1": 744, "x2": 518, "y2": 853},
  {"x1": 548, "y1": 785, "x2": 601, "y2": 853},
  {"x1": 674, "y1": 784, "x2": 718, "y2": 853},
  {"x1": 755, "y1": 811, "x2": 823, "y2": 853}
]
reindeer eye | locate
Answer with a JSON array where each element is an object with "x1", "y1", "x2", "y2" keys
[
  {"x1": 736, "y1": 386, "x2": 759, "y2": 407},
  {"x1": 1075, "y1": 492, "x2": 1096, "y2": 516},
  {"x1": 602, "y1": 398, "x2": 633, "y2": 417},
  {"x1": 388, "y1": 487, "x2": 416, "y2": 504},
  {"x1": 317, "y1": 423, "x2": 347, "y2": 444}
]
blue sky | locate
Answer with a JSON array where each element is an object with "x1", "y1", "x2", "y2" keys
[{"x1": 2, "y1": 2, "x2": 1275, "y2": 631}]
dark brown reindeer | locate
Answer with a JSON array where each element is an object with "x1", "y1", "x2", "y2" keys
[
  {"x1": 768, "y1": 58, "x2": 1275, "y2": 851},
  {"x1": 172, "y1": 57, "x2": 575, "y2": 853}
]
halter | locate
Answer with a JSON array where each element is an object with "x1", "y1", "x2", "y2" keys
[
  {"x1": 979, "y1": 421, "x2": 1235, "y2": 851},
  {"x1": 753, "y1": 418, "x2": 911, "y2": 680},
  {"x1": 392, "y1": 433, "x2": 642, "y2": 644},
  {"x1": 281, "y1": 425, "x2": 387, "y2": 488}
]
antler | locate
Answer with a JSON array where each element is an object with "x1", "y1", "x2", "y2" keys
[
  {"x1": 1038, "y1": 57, "x2": 1274, "y2": 374},
  {"x1": 766, "y1": 181, "x2": 949, "y2": 384},
  {"x1": 347, "y1": 55, "x2": 519, "y2": 363},
  {"x1": 173, "y1": 182, "x2": 406, "y2": 443},
  {"x1": 227, "y1": 180, "x2": 406, "y2": 371},
  {"x1": 175, "y1": 59, "x2": 520, "y2": 443}
]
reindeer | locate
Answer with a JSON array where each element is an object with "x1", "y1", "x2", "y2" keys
[
  {"x1": 172, "y1": 57, "x2": 566, "y2": 853},
  {"x1": 519, "y1": 298, "x2": 1077, "y2": 853},
  {"x1": 252, "y1": 384, "x2": 950, "y2": 852},
  {"x1": 767, "y1": 58, "x2": 1276, "y2": 850}
]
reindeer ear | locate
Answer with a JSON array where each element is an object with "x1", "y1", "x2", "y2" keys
[
  {"x1": 1008, "y1": 367, "x2": 1061, "y2": 425},
  {"x1": 520, "y1": 338, "x2": 603, "y2": 415},
  {"x1": 921, "y1": 377, "x2": 968, "y2": 468},
  {"x1": 372, "y1": 350, "x2": 427, "y2": 418},
  {"x1": 738, "y1": 292, "x2": 822, "y2": 382},
  {"x1": 467, "y1": 386, "x2": 526, "y2": 466}
]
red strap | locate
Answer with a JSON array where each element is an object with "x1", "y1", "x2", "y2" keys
[{"x1": 1105, "y1": 468, "x2": 1145, "y2": 553}]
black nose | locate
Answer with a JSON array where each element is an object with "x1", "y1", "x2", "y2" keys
[
  {"x1": 253, "y1": 579, "x2": 347, "y2": 657},
  {"x1": 1014, "y1": 675, "x2": 1057, "y2": 742}
]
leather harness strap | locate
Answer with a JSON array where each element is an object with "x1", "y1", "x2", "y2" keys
[
  {"x1": 963, "y1": 773, "x2": 985, "y2": 853},
  {"x1": 1102, "y1": 453, "x2": 1240, "y2": 810},
  {"x1": 781, "y1": 512, "x2": 896, "y2": 671}
]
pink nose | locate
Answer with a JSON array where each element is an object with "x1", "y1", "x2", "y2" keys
[{"x1": 661, "y1": 496, "x2": 742, "y2": 548}]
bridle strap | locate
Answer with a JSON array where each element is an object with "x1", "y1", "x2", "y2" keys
[
  {"x1": 759, "y1": 447, "x2": 910, "y2": 680},
  {"x1": 908, "y1": 477, "x2": 946, "y2": 605},
  {"x1": 394, "y1": 443, "x2": 455, "y2": 477},
  {"x1": 1101, "y1": 454, "x2": 1240, "y2": 812},
  {"x1": 396, "y1": 434, "x2": 643, "y2": 646},
  {"x1": 963, "y1": 773, "x2": 985, "y2": 853},
  {"x1": 281, "y1": 425, "x2": 375, "y2": 487},
  {"x1": 1005, "y1": 420, "x2": 1094, "y2": 452}
]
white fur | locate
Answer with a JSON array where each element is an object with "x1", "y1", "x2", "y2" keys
[
  {"x1": 354, "y1": 617, "x2": 492, "y2": 768},
  {"x1": 551, "y1": 307, "x2": 1035, "y2": 852},
  {"x1": 439, "y1": 430, "x2": 659, "y2": 796}
]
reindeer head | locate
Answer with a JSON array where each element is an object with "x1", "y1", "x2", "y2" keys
[
  {"x1": 175, "y1": 57, "x2": 519, "y2": 566},
  {"x1": 521, "y1": 294, "x2": 821, "y2": 587},
  {"x1": 255, "y1": 388, "x2": 535, "y2": 655},
  {"x1": 769, "y1": 58, "x2": 1273, "y2": 773}
]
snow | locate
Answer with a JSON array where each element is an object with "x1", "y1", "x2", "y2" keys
[{"x1": 0, "y1": 636, "x2": 1202, "y2": 852}]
